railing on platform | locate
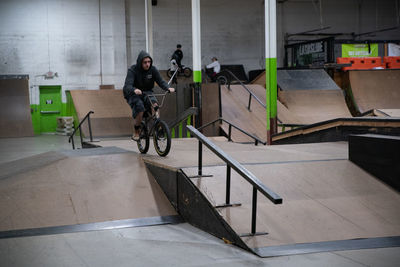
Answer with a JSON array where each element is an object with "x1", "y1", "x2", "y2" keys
[
  {"x1": 68, "y1": 111, "x2": 94, "y2": 150},
  {"x1": 220, "y1": 69, "x2": 266, "y2": 111},
  {"x1": 169, "y1": 107, "x2": 198, "y2": 129},
  {"x1": 186, "y1": 125, "x2": 282, "y2": 236},
  {"x1": 168, "y1": 107, "x2": 198, "y2": 138},
  {"x1": 197, "y1": 117, "x2": 266, "y2": 146}
]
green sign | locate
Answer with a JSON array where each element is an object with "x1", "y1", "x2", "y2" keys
[{"x1": 342, "y1": 44, "x2": 378, "y2": 57}]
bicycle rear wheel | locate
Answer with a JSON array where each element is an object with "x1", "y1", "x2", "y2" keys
[
  {"x1": 183, "y1": 67, "x2": 192, "y2": 77},
  {"x1": 153, "y1": 120, "x2": 171, "y2": 157},
  {"x1": 137, "y1": 122, "x2": 150, "y2": 154}
]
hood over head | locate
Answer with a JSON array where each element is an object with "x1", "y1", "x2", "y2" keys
[{"x1": 136, "y1": 50, "x2": 153, "y2": 71}]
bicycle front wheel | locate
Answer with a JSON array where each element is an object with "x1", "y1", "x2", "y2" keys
[
  {"x1": 153, "y1": 120, "x2": 171, "y2": 157},
  {"x1": 137, "y1": 122, "x2": 150, "y2": 154},
  {"x1": 167, "y1": 69, "x2": 174, "y2": 78}
]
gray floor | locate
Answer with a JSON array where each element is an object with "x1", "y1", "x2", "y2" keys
[{"x1": 1, "y1": 135, "x2": 400, "y2": 266}]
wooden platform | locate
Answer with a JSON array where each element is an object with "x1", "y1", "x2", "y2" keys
[{"x1": 0, "y1": 147, "x2": 176, "y2": 232}]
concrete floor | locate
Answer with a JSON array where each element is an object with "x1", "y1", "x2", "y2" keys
[{"x1": 1, "y1": 135, "x2": 400, "y2": 266}]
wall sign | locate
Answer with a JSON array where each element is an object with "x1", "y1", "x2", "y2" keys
[
  {"x1": 285, "y1": 37, "x2": 335, "y2": 67},
  {"x1": 342, "y1": 44, "x2": 378, "y2": 57}
]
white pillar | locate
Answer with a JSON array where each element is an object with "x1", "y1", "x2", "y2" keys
[
  {"x1": 265, "y1": 0, "x2": 270, "y2": 61},
  {"x1": 145, "y1": 0, "x2": 153, "y2": 55},
  {"x1": 191, "y1": 0, "x2": 201, "y2": 83}
]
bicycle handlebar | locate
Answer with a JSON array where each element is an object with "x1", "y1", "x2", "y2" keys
[{"x1": 142, "y1": 90, "x2": 175, "y2": 108}]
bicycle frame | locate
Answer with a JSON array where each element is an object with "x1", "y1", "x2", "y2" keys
[
  {"x1": 141, "y1": 90, "x2": 171, "y2": 135},
  {"x1": 136, "y1": 89, "x2": 175, "y2": 156}
]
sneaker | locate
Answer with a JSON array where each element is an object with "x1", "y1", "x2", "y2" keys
[
  {"x1": 131, "y1": 134, "x2": 139, "y2": 141},
  {"x1": 131, "y1": 129, "x2": 140, "y2": 141}
]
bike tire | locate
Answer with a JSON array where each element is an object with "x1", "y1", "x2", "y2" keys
[
  {"x1": 183, "y1": 67, "x2": 192, "y2": 78},
  {"x1": 167, "y1": 69, "x2": 174, "y2": 78},
  {"x1": 217, "y1": 75, "x2": 228, "y2": 85},
  {"x1": 137, "y1": 122, "x2": 150, "y2": 154},
  {"x1": 153, "y1": 120, "x2": 171, "y2": 157}
]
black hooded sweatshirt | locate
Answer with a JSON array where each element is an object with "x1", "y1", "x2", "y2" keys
[{"x1": 123, "y1": 51, "x2": 169, "y2": 100}]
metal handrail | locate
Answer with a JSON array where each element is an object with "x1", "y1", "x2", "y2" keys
[
  {"x1": 220, "y1": 69, "x2": 266, "y2": 111},
  {"x1": 68, "y1": 111, "x2": 94, "y2": 150},
  {"x1": 168, "y1": 107, "x2": 198, "y2": 129},
  {"x1": 197, "y1": 117, "x2": 266, "y2": 146},
  {"x1": 186, "y1": 125, "x2": 282, "y2": 236}
]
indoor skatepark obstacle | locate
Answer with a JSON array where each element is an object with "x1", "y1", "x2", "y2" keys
[
  {"x1": 143, "y1": 131, "x2": 400, "y2": 257},
  {"x1": 0, "y1": 75, "x2": 34, "y2": 138},
  {"x1": 337, "y1": 69, "x2": 400, "y2": 116}
]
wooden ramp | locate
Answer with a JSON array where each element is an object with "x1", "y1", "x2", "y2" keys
[
  {"x1": 219, "y1": 84, "x2": 350, "y2": 142},
  {"x1": 220, "y1": 84, "x2": 268, "y2": 143},
  {"x1": 251, "y1": 71, "x2": 266, "y2": 88},
  {"x1": 347, "y1": 69, "x2": 400, "y2": 114},
  {"x1": 278, "y1": 89, "x2": 352, "y2": 125},
  {"x1": 276, "y1": 69, "x2": 352, "y2": 125},
  {"x1": 361, "y1": 109, "x2": 400, "y2": 118},
  {"x1": 272, "y1": 117, "x2": 400, "y2": 144},
  {"x1": 94, "y1": 138, "x2": 400, "y2": 257},
  {"x1": 0, "y1": 147, "x2": 178, "y2": 234},
  {"x1": 183, "y1": 159, "x2": 400, "y2": 250},
  {"x1": 220, "y1": 69, "x2": 352, "y2": 143},
  {"x1": 69, "y1": 89, "x2": 133, "y2": 137},
  {"x1": 0, "y1": 77, "x2": 34, "y2": 138}
]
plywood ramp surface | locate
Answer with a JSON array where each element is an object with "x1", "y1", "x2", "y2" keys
[
  {"x1": 278, "y1": 69, "x2": 341, "y2": 91},
  {"x1": 201, "y1": 83, "x2": 220, "y2": 136},
  {"x1": 220, "y1": 85, "x2": 268, "y2": 142},
  {"x1": 230, "y1": 84, "x2": 301, "y2": 125},
  {"x1": 183, "y1": 159, "x2": 400, "y2": 248},
  {"x1": 0, "y1": 79, "x2": 34, "y2": 138},
  {"x1": 220, "y1": 84, "x2": 350, "y2": 141},
  {"x1": 0, "y1": 151, "x2": 176, "y2": 231},
  {"x1": 349, "y1": 69, "x2": 400, "y2": 113},
  {"x1": 69, "y1": 90, "x2": 133, "y2": 137},
  {"x1": 279, "y1": 89, "x2": 352, "y2": 124},
  {"x1": 251, "y1": 71, "x2": 266, "y2": 88},
  {"x1": 93, "y1": 138, "x2": 400, "y2": 249},
  {"x1": 377, "y1": 109, "x2": 400, "y2": 117}
]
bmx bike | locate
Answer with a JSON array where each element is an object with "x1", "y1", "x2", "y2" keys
[
  {"x1": 137, "y1": 90, "x2": 174, "y2": 157},
  {"x1": 204, "y1": 67, "x2": 227, "y2": 85},
  {"x1": 167, "y1": 59, "x2": 192, "y2": 78}
]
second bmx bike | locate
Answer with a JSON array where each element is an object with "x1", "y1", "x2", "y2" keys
[
  {"x1": 167, "y1": 59, "x2": 192, "y2": 78},
  {"x1": 137, "y1": 91, "x2": 173, "y2": 157}
]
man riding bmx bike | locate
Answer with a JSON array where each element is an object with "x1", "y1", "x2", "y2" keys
[{"x1": 123, "y1": 50, "x2": 175, "y2": 141}]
